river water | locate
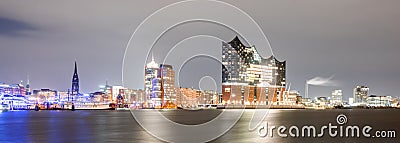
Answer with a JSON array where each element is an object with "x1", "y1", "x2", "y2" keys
[{"x1": 0, "y1": 109, "x2": 399, "y2": 143}]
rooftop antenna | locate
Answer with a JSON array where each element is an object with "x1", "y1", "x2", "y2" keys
[{"x1": 27, "y1": 74, "x2": 30, "y2": 85}]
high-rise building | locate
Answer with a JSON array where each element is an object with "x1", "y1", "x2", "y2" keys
[
  {"x1": 159, "y1": 64, "x2": 175, "y2": 102},
  {"x1": 144, "y1": 55, "x2": 159, "y2": 101},
  {"x1": 353, "y1": 85, "x2": 369, "y2": 103},
  {"x1": 25, "y1": 75, "x2": 31, "y2": 95},
  {"x1": 71, "y1": 61, "x2": 79, "y2": 101},
  {"x1": 150, "y1": 64, "x2": 175, "y2": 107},
  {"x1": 221, "y1": 36, "x2": 286, "y2": 105},
  {"x1": 331, "y1": 89, "x2": 343, "y2": 105}
]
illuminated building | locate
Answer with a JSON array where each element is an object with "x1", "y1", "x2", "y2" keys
[
  {"x1": 266, "y1": 86, "x2": 285, "y2": 105},
  {"x1": 314, "y1": 96, "x2": 329, "y2": 107},
  {"x1": 25, "y1": 76, "x2": 31, "y2": 95},
  {"x1": 150, "y1": 64, "x2": 175, "y2": 107},
  {"x1": 151, "y1": 78, "x2": 161, "y2": 106},
  {"x1": 159, "y1": 64, "x2": 175, "y2": 103},
  {"x1": 0, "y1": 83, "x2": 25, "y2": 96},
  {"x1": 353, "y1": 85, "x2": 369, "y2": 103},
  {"x1": 99, "y1": 81, "x2": 112, "y2": 103},
  {"x1": 97, "y1": 83, "x2": 142, "y2": 105},
  {"x1": 0, "y1": 83, "x2": 6, "y2": 95},
  {"x1": 1, "y1": 83, "x2": 30, "y2": 109},
  {"x1": 90, "y1": 92, "x2": 106, "y2": 103},
  {"x1": 177, "y1": 87, "x2": 201, "y2": 108},
  {"x1": 1, "y1": 95, "x2": 30, "y2": 109},
  {"x1": 367, "y1": 95, "x2": 393, "y2": 107},
  {"x1": 71, "y1": 61, "x2": 80, "y2": 101},
  {"x1": 124, "y1": 89, "x2": 145, "y2": 106},
  {"x1": 348, "y1": 98, "x2": 354, "y2": 104},
  {"x1": 221, "y1": 85, "x2": 243, "y2": 105},
  {"x1": 296, "y1": 95, "x2": 303, "y2": 104},
  {"x1": 198, "y1": 90, "x2": 219, "y2": 105},
  {"x1": 32, "y1": 89, "x2": 58, "y2": 103},
  {"x1": 58, "y1": 91, "x2": 70, "y2": 101},
  {"x1": 144, "y1": 55, "x2": 159, "y2": 102},
  {"x1": 281, "y1": 90, "x2": 300, "y2": 105},
  {"x1": 111, "y1": 85, "x2": 125, "y2": 102},
  {"x1": 221, "y1": 36, "x2": 286, "y2": 105},
  {"x1": 331, "y1": 89, "x2": 343, "y2": 106}
]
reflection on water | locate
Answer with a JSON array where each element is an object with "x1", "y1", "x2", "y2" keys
[
  {"x1": 160, "y1": 109, "x2": 223, "y2": 125},
  {"x1": 0, "y1": 109, "x2": 399, "y2": 143}
]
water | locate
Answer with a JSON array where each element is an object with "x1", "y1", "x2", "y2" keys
[{"x1": 0, "y1": 109, "x2": 399, "y2": 143}]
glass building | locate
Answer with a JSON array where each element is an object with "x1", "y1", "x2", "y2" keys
[
  {"x1": 331, "y1": 89, "x2": 343, "y2": 106},
  {"x1": 221, "y1": 36, "x2": 286, "y2": 105},
  {"x1": 222, "y1": 36, "x2": 285, "y2": 87},
  {"x1": 353, "y1": 85, "x2": 369, "y2": 103},
  {"x1": 144, "y1": 54, "x2": 177, "y2": 108},
  {"x1": 144, "y1": 55, "x2": 159, "y2": 102}
]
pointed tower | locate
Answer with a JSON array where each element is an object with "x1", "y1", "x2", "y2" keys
[
  {"x1": 26, "y1": 75, "x2": 31, "y2": 95},
  {"x1": 71, "y1": 61, "x2": 80, "y2": 100}
]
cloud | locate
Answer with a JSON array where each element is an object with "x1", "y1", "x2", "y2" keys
[
  {"x1": 0, "y1": 17, "x2": 36, "y2": 36},
  {"x1": 306, "y1": 75, "x2": 337, "y2": 86}
]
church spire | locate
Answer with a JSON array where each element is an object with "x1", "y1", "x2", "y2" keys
[
  {"x1": 74, "y1": 61, "x2": 78, "y2": 74},
  {"x1": 71, "y1": 61, "x2": 80, "y2": 100}
]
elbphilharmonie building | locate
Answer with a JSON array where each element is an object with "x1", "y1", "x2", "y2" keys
[{"x1": 222, "y1": 36, "x2": 286, "y2": 105}]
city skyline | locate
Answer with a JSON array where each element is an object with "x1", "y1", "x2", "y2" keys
[{"x1": 1, "y1": 0, "x2": 400, "y2": 99}]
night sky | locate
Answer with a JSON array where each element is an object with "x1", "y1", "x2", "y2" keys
[{"x1": 1, "y1": 0, "x2": 399, "y2": 100}]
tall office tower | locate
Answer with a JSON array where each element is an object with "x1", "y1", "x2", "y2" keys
[
  {"x1": 71, "y1": 61, "x2": 79, "y2": 101},
  {"x1": 151, "y1": 64, "x2": 175, "y2": 107},
  {"x1": 25, "y1": 75, "x2": 31, "y2": 95},
  {"x1": 354, "y1": 85, "x2": 369, "y2": 103},
  {"x1": 144, "y1": 55, "x2": 159, "y2": 101},
  {"x1": 331, "y1": 89, "x2": 343, "y2": 105},
  {"x1": 159, "y1": 64, "x2": 175, "y2": 102},
  {"x1": 221, "y1": 36, "x2": 286, "y2": 105}
]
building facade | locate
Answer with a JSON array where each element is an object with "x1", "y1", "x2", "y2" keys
[
  {"x1": 32, "y1": 89, "x2": 58, "y2": 103},
  {"x1": 144, "y1": 55, "x2": 159, "y2": 102},
  {"x1": 149, "y1": 64, "x2": 175, "y2": 107},
  {"x1": 367, "y1": 95, "x2": 393, "y2": 107},
  {"x1": 221, "y1": 36, "x2": 286, "y2": 105},
  {"x1": 331, "y1": 89, "x2": 343, "y2": 105},
  {"x1": 353, "y1": 85, "x2": 369, "y2": 103},
  {"x1": 177, "y1": 87, "x2": 201, "y2": 108},
  {"x1": 125, "y1": 89, "x2": 145, "y2": 106},
  {"x1": 0, "y1": 83, "x2": 25, "y2": 96}
]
